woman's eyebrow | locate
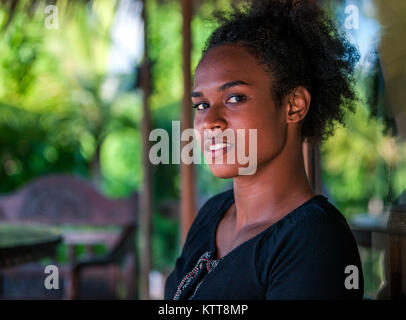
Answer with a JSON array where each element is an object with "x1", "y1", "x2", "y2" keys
[{"x1": 191, "y1": 80, "x2": 250, "y2": 98}]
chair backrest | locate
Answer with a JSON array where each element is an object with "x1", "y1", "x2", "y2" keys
[
  {"x1": 386, "y1": 204, "x2": 406, "y2": 299},
  {"x1": 0, "y1": 174, "x2": 137, "y2": 226}
]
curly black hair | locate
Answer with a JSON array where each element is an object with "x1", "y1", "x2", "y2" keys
[{"x1": 201, "y1": 0, "x2": 360, "y2": 142}]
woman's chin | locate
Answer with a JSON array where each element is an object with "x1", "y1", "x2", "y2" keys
[{"x1": 208, "y1": 164, "x2": 239, "y2": 179}]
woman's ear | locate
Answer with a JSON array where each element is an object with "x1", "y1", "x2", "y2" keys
[{"x1": 286, "y1": 86, "x2": 311, "y2": 124}]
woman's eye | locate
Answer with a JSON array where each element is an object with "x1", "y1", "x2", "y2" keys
[
  {"x1": 226, "y1": 95, "x2": 246, "y2": 104},
  {"x1": 192, "y1": 102, "x2": 209, "y2": 110}
]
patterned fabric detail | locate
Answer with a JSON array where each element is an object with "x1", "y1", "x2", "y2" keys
[{"x1": 173, "y1": 251, "x2": 222, "y2": 300}]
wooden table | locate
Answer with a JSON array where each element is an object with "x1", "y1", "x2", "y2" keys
[{"x1": 0, "y1": 224, "x2": 63, "y2": 268}]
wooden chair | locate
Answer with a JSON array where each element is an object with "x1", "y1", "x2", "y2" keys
[
  {"x1": 376, "y1": 204, "x2": 406, "y2": 299},
  {"x1": 0, "y1": 174, "x2": 138, "y2": 300},
  {"x1": 350, "y1": 196, "x2": 406, "y2": 300}
]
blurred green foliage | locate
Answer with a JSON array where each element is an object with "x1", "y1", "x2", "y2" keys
[{"x1": 322, "y1": 73, "x2": 406, "y2": 217}]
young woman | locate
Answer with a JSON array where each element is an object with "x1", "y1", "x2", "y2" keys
[{"x1": 164, "y1": 0, "x2": 364, "y2": 300}]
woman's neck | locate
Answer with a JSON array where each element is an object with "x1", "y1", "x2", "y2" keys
[{"x1": 231, "y1": 135, "x2": 316, "y2": 233}]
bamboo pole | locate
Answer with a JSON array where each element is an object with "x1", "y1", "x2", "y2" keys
[
  {"x1": 180, "y1": 0, "x2": 196, "y2": 245},
  {"x1": 303, "y1": 139, "x2": 322, "y2": 194},
  {"x1": 139, "y1": 0, "x2": 153, "y2": 300}
]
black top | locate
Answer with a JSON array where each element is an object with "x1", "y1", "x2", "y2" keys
[{"x1": 164, "y1": 189, "x2": 364, "y2": 300}]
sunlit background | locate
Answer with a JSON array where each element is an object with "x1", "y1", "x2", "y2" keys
[{"x1": 0, "y1": 0, "x2": 405, "y2": 299}]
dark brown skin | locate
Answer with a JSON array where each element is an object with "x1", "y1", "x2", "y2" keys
[{"x1": 192, "y1": 44, "x2": 316, "y2": 259}]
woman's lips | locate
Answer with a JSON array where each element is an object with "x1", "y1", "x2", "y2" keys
[{"x1": 204, "y1": 140, "x2": 234, "y2": 159}]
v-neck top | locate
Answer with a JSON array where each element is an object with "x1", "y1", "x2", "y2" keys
[{"x1": 164, "y1": 188, "x2": 364, "y2": 300}]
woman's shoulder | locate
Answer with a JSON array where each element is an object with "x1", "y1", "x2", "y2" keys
[
  {"x1": 254, "y1": 195, "x2": 364, "y2": 299},
  {"x1": 252, "y1": 194, "x2": 360, "y2": 270},
  {"x1": 292, "y1": 195, "x2": 355, "y2": 236},
  {"x1": 255, "y1": 195, "x2": 361, "y2": 269},
  {"x1": 270, "y1": 194, "x2": 351, "y2": 234}
]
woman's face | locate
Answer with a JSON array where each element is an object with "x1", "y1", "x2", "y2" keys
[{"x1": 192, "y1": 44, "x2": 288, "y2": 179}]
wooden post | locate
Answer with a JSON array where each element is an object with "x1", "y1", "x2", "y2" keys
[
  {"x1": 303, "y1": 139, "x2": 322, "y2": 194},
  {"x1": 180, "y1": 0, "x2": 196, "y2": 245},
  {"x1": 139, "y1": 0, "x2": 153, "y2": 300}
]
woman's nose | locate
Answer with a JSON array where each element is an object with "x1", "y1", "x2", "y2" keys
[{"x1": 202, "y1": 105, "x2": 227, "y2": 131}]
